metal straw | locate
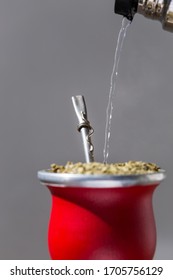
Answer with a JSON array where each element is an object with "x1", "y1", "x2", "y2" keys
[{"x1": 72, "y1": 95, "x2": 94, "y2": 163}]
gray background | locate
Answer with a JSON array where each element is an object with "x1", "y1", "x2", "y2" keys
[{"x1": 0, "y1": 0, "x2": 172, "y2": 259}]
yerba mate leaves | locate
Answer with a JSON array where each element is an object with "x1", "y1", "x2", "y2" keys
[{"x1": 50, "y1": 161, "x2": 160, "y2": 175}]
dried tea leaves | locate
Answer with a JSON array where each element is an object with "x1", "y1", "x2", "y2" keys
[{"x1": 50, "y1": 161, "x2": 161, "y2": 175}]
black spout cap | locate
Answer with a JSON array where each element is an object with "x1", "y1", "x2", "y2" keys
[{"x1": 114, "y1": 0, "x2": 138, "y2": 21}]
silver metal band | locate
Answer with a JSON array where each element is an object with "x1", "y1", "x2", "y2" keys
[{"x1": 37, "y1": 170, "x2": 166, "y2": 188}]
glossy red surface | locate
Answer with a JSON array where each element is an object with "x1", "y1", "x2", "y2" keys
[{"x1": 47, "y1": 184, "x2": 158, "y2": 260}]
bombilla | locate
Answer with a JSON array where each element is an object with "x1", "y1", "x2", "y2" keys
[
  {"x1": 114, "y1": 0, "x2": 173, "y2": 32},
  {"x1": 72, "y1": 95, "x2": 94, "y2": 163}
]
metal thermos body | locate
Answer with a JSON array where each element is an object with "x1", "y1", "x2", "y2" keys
[{"x1": 114, "y1": 0, "x2": 173, "y2": 32}]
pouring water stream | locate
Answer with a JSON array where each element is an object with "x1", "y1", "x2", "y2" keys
[{"x1": 103, "y1": 18, "x2": 130, "y2": 163}]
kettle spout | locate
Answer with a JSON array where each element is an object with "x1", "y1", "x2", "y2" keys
[{"x1": 114, "y1": 0, "x2": 138, "y2": 21}]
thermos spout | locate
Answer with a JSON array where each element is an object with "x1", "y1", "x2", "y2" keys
[{"x1": 114, "y1": 0, "x2": 173, "y2": 32}]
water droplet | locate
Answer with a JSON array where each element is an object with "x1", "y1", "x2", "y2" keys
[{"x1": 90, "y1": 145, "x2": 94, "y2": 152}]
